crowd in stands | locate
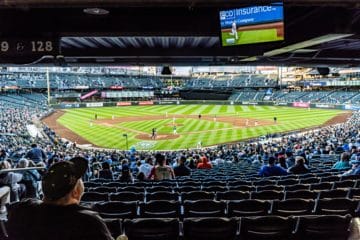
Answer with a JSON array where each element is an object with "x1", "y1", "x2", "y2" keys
[
  {"x1": 0, "y1": 94, "x2": 359, "y2": 238},
  {"x1": 185, "y1": 75, "x2": 277, "y2": 89},
  {"x1": 229, "y1": 90, "x2": 360, "y2": 104}
]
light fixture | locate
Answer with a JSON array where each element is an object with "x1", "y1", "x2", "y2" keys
[{"x1": 83, "y1": 8, "x2": 109, "y2": 15}]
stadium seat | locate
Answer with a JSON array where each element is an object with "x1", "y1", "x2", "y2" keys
[
  {"x1": 183, "y1": 200, "x2": 226, "y2": 218},
  {"x1": 202, "y1": 181, "x2": 226, "y2": 187},
  {"x1": 81, "y1": 192, "x2": 108, "y2": 202},
  {"x1": 139, "y1": 200, "x2": 181, "y2": 218},
  {"x1": 277, "y1": 179, "x2": 299, "y2": 186},
  {"x1": 123, "y1": 218, "x2": 179, "y2": 240},
  {"x1": 146, "y1": 186, "x2": 173, "y2": 193},
  {"x1": 227, "y1": 200, "x2": 271, "y2": 217},
  {"x1": 250, "y1": 190, "x2": 284, "y2": 200},
  {"x1": 318, "y1": 189, "x2": 349, "y2": 199},
  {"x1": 109, "y1": 192, "x2": 144, "y2": 202},
  {"x1": 201, "y1": 186, "x2": 227, "y2": 193},
  {"x1": 332, "y1": 180, "x2": 356, "y2": 189},
  {"x1": 256, "y1": 185, "x2": 284, "y2": 192},
  {"x1": 227, "y1": 180, "x2": 252, "y2": 187},
  {"x1": 182, "y1": 217, "x2": 238, "y2": 240},
  {"x1": 320, "y1": 176, "x2": 340, "y2": 183},
  {"x1": 93, "y1": 201, "x2": 137, "y2": 219},
  {"x1": 216, "y1": 190, "x2": 250, "y2": 201},
  {"x1": 252, "y1": 180, "x2": 276, "y2": 186},
  {"x1": 310, "y1": 182, "x2": 333, "y2": 191},
  {"x1": 348, "y1": 188, "x2": 360, "y2": 200},
  {"x1": 90, "y1": 186, "x2": 117, "y2": 193},
  {"x1": 294, "y1": 214, "x2": 352, "y2": 240},
  {"x1": 174, "y1": 186, "x2": 201, "y2": 193},
  {"x1": 299, "y1": 177, "x2": 320, "y2": 184},
  {"x1": 271, "y1": 199, "x2": 315, "y2": 216},
  {"x1": 119, "y1": 186, "x2": 144, "y2": 193},
  {"x1": 178, "y1": 181, "x2": 202, "y2": 187},
  {"x1": 181, "y1": 191, "x2": 215, "y2": 202},
  {"x1": 239, "y1": 215, "x2": 296, "y2": 240},
  {"x1": 284, "y1": 184, "x2": 310, "y2": 191},
  {"x1": 314, "y1": 198, "x2": 359, "y2": 216},
  {"x1": 146, "y1": 191, "x2": 179, "y2": 202},
  {"x1": 228, "y1": 185, "x2": 255, "y2": 192},
  {"x1": 284, "y1": 190, "x2": 318, "y2": 200}
]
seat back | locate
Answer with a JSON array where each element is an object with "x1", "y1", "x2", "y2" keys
[
  {"x1": 139, "y1": 200, "x2": 180, "y2": 218},
  {"x1": 295, "y1": 214, "x2": 352, "y2": 240},
  {"x1": 124, "y1": 218, "x2": 179, "y2": 240},
  {"x1": 183, "y1": 200, "x2": 226, "y2": 218},
  {"x1": 228, "y1": 200, "x2": 271, "y2": 217},
  {"x1": 183, "y1": 217, "x2": 238, "y2": 240},
  {"x1": 240, "y1": 216, "x2": 295, "y2": 240},
  {"x1": 271, "y1": 199, "x2": 315, "y2": 216}
]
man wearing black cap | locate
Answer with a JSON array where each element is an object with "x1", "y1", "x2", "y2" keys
[{"x1": 7, "y1": 157, "x2": 113, "y2": 240}]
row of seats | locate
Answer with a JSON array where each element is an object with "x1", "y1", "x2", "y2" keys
[
  {"x1": 84, "y1": 175, "x2": 360, "y2": 188},
  {"x1": 85, "y1": 179, "x2": 360, "y2": 193},
  {"x1": 88, "y1": 198, "x2": 360, "y2": 219},
  {"x1": 82, "y1": 188, "x2": 360, "y2": 203},
  {"x1": 103, "y1": 215, "x2": 353, "y2": 240}
]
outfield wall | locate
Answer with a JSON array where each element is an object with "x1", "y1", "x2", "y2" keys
[{"x1": 52, "y1": 100, "x2": 359, "y2": 111}]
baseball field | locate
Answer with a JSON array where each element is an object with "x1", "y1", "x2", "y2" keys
[{"x1": 43, "y1": 105, "x2": 349, "y2": 150}]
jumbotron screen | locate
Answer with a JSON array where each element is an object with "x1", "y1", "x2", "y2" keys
[{"x1": 219, "y1": 2, "x2": 284, "y2": 46}]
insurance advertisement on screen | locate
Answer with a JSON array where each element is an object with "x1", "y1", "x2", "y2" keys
[{"x1": 219, "y1": 2, "x2": 284, "y2": 46}]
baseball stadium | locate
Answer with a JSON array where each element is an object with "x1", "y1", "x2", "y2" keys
[{"x1": 1, "y1": 1, "x2": 360, "y2": 240}]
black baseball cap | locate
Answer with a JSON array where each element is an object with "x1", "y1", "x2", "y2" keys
[{"x1": 42, "y1": 157, "x2": 88, "y2": 200}]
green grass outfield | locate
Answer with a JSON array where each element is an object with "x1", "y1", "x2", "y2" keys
[
  {"x1": 221, "y1": 28, "x2": 283, "y2": 46},
  {"x1": 57, "y1": 105, "x2": 345, "y2": 150}
]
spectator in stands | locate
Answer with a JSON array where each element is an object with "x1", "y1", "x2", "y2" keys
[
  {"x1": 25, "y1": 143, "x2": 47, "y2": 164},
  {"x1": 118, "y1": 160, "x2": 133, "y2": 183},
  {"x1": 17, "y1": 158, "x2": 41, "y2": 198},
  {"x1": 138, "y1": 157, "x2": 153, "y2": 179},
  {"x1": 277, "y1": 156, "x2": 288, "y2": 169},
  {"x1": 174, "y1": 155, "x2": 191, "y2": 177},
  {"x1": 197, "y1": 156, "x2": 213, "y2": 169},
  {"x1": 287, "y1": 156, "x2": 310, "y2": 174},
  {"x1": 0, "y1": 161, "x2": 25, "y2": 201},
  {"x1": 341, "y1": 158, "x2": 360, "y2": 177},
  {"x1": 332, "y1": 152, "x2": 351, "y2": 170},
  {"x1": 186, "y1": 157, "x2": 197, "y2": 169},
  {"x1": 7, "y1": 157, "x2": 113, "y2": 240},
  {"x1": 285, "y1": 151, "x2": 295, "y2": 167},
  {"x1": 258, "y1": 156, "x2": 287, "y2": 177},
  {"x1": 148, "y1": 153, "x2": 175, "y2": 180},
  {"x1": 98, "y1": 162, "x2": 113, "y2": 180}
]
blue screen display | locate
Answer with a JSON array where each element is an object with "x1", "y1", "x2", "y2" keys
[{"x1": 220, "y1": 3, "x2": 283, "y2": 28}]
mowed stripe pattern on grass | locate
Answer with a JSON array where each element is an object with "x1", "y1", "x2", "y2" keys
[{"x1": 57, "y1": 105, "x2": 344, "y2": 150}]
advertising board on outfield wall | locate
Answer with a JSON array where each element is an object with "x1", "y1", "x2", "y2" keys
[
  {"x1": 86, "y1": 102, "x2": 103, "y2": 107},
  {"x1": 138, "y1": 101, "x2": 154, "y2": 105},
  {"x1": 293, "y1": 102, "x2": 310, "y2": 108},
  {"x1": 116, "y1": 102, "x2": 132, "y2": 106},
  {"x1": 315, "y1": 104, "x2": 335, "y2": 109},
  {"x1": 60, "y1": 103, "x2": 80, "y2": 108}
]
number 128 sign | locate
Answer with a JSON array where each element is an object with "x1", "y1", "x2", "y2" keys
[{"x1": 0, "y1": 38, "x2": 58, "y2": 56}]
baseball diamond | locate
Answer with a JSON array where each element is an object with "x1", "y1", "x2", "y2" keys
[{"x1": 42, "y1": 104, "x2": 349, "y2": 150}]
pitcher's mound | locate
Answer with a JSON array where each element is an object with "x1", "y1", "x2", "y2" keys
[{"x1": 136, "y1": 134, "x2": 180, "y2": 140}]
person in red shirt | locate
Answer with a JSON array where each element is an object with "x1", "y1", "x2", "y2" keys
[{"x1": 197, "y1": 156, "x2": 212, "y2": 169}]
